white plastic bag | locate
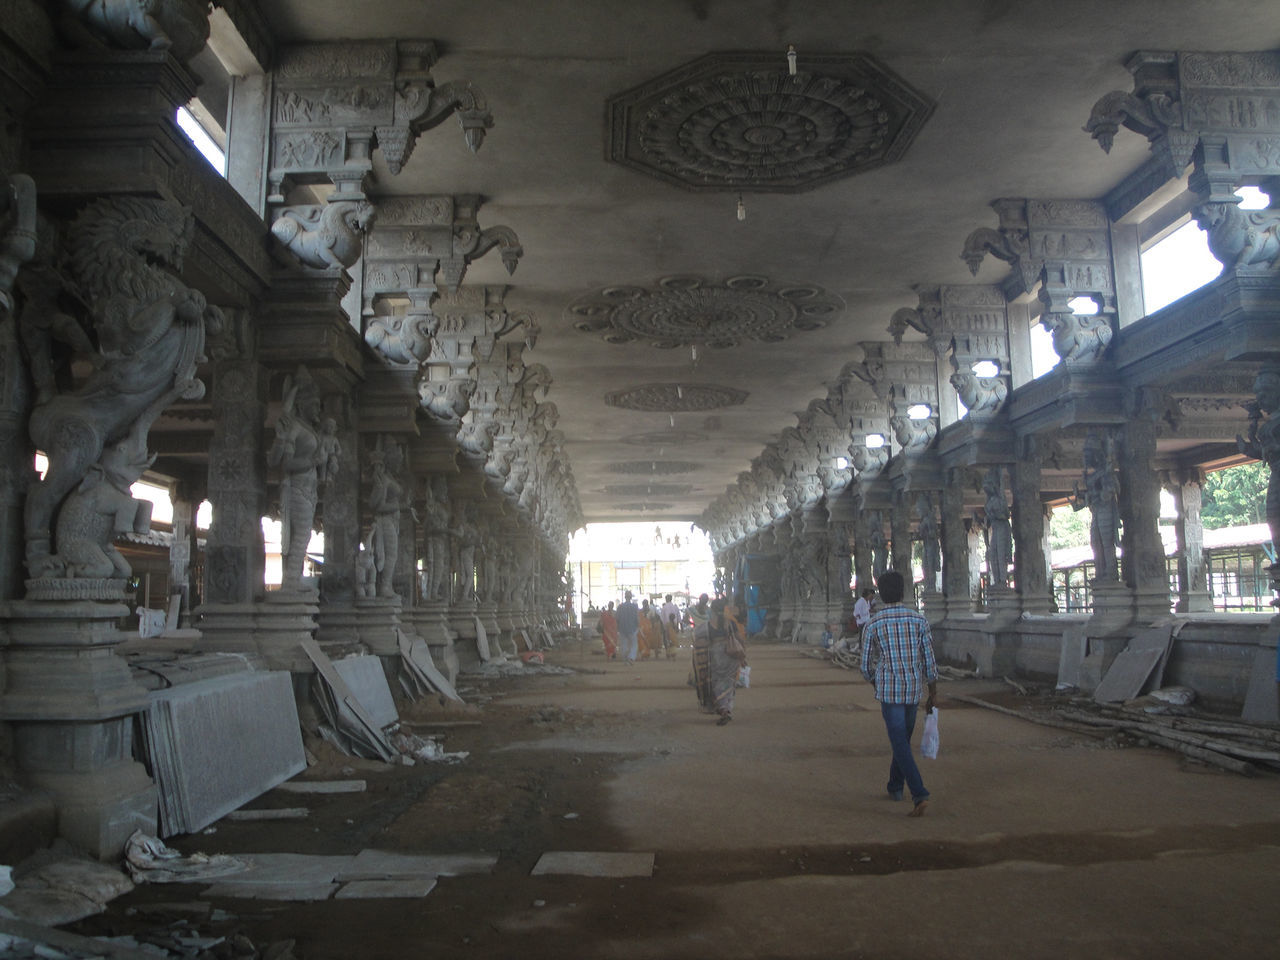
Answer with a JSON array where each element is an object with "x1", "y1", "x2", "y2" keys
[
  {"x1": 920, "y1": 707, "x2": 939, "y2": 759},
  {"x1": 737, "y1": 664, "x2": 751, "y2": 688}
]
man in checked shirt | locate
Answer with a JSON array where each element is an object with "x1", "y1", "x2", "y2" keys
[{"x1": 860, "y1": 569, "x2": 939, "y2": 816}]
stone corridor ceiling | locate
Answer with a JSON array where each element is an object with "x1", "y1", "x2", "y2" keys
[{"x1": 258, "y1": 0, "x2": 1280, "y2": 525}]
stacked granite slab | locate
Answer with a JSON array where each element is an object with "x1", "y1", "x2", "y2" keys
[
  {"x1": 144, "y1": 671, "x2": 306, "y2": 837},
  {"x1": 331, "y1": 655, "x2": 398, "y2": 730}
]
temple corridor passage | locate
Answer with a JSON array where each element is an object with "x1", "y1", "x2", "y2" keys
[{"x1": 84, "y1": 642, "x2": 1280, "y2": 959}]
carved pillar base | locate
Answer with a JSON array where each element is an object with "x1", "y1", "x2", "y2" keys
[
  {"x1": 315, "y1": 604, "x2": 368, "y2": 658},
  {"x1": 256, "y1": 592, "x2": 321, "y2": 671},
  {"x1": 449, "y1": 599, "x2": 478, "y2": 641},
  {"x1": 194, "y1": 603, "x2": 260, "y2": 656},
  {"x1": 1132, "y1": 586, "x2": 1174, "y2": 624},
  {"x1": 477, "y1": 600, "x2": 501, "y2": 642},
  {"x1": 921, "y1": 589, "x2": 946, "y2": 626},
  {"x1": 407, "y1": 603, "x2": 458, "y2": 686},
  {"x1": 984, "y1": 584, "x2": 1023, "y2": 628},
  {"x1": 790, "y1": 603, "x2": 827, "y2": 644},
  {"x1": 353, "y1": 596, "x2": 402, "y2": 656},
  {"x1": 1087, "y1": 579, "x2": 1136, "y2": 636},
  {"x1": 0, "y1": 599, "x2": 157, "y2": 859}
]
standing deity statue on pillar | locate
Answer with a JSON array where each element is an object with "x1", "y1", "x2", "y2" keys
[
  {"x1": 1071, "y1": 431, "x2": 1120, "y2": 582},
  {"x1": 419, "y1": 474, "x2": 452, "y2": 603},
  {"x1": 915, "y1": 493, "x2": 941, "y2": 591},
  {"x1": 982, "y1": 467, "x2": 1013, "y2": 588},
  {"x1": 268, "y1": 366, "x2": 324, "y2": 594},
  {"x1": 451, "y1": 500, "x2": 481, "y2": 603},
  {"x1": 867, "y1": 511, "x2": 889, "y2": 580},
  {"x1": 365, "y1": 437, "x2": 406, "y2": 600}
]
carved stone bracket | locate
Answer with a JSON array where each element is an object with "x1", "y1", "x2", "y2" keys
[{"x1": 268, "y1": 40, "x2": 493, "y2": 200}]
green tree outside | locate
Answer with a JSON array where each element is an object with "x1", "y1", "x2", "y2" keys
[{"x1": 1201, "y1": 461, "x2": 1268, "y2": 530}]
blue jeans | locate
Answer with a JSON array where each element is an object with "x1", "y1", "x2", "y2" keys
[
  {"x1": 880, "y1": 702, "x2": 929, "y2": 803},
  {"x1": 620, "y1": 629, "x2": 638, "y2": 661}
]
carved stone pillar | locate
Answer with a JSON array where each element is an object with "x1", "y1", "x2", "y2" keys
[
  {"x1": 1121, "y1": 391, "x2": 1172, "y2": 622},
  {"x1": 196, "y1": 359, "x2": 267, "y2": 654},
  {"x1": 827, "y1": 520, "x2": 855, "y2": 634},
  {"x1": 0, "y1": 307, "x2": 33, "y2": 604},
  {"x1": 315, "y1": 396, "x2": 362, "y2": 652},
  {"x1": 850, "y1": 495, "x2": 873, "y2": 595},
  {"x1": 889, "y1": 492, "x2": 912, "y2": 587},
  {"x1": 167, "y1": 480, "x2": 199, "y2": 628},
  {"x1": 1011, "y1": 439, "x2": 1052, "y2": 615},
  {"x1": 941, "y1": 470, "x2": 972, "y2": 619},
  {"x1": 1164, "y1": 468, "x2": 1213, "y2": 613}
]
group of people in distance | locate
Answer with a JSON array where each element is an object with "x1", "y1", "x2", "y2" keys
[
  {"x1": 590, "y1": 569, "x2": 939, "y2": 813},
  {"x1": 596, "y1": 591, "x2": 684, "y2": 663}
]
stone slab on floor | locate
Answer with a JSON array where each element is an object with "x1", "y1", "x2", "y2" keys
[
  {"x1": 208, "y1": 854, "x2": 353, "y2": 886},
  {"x1": 145, "y1": 671, "x2": 306, "y2": 837},
  {"x1": 333, "y1": 878, "x2": 438, "y2": 899},
  {"x1": 201, "y1": 881, "x2": 338, "y2": 901},
  {"x1": 530, "y1": 852, "x2": 655, "y2": 878},
  {"x1": 1093, "y1": 647, "x2": 1165, "y2": 703},
  {"x1": 337, "y1": 849, "x2": 497, "y2": 880},
  {"x1": 331, "y1": 656, "x2": 398, "y2": 731},
  {"x1": 1055, "y1": 623, "x2": 1088, "y2": 690},
  {"x1": 275, "y1": 779, "x2": 366, "y2": 794}
]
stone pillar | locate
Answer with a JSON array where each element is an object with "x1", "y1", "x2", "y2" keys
[
  {"x1": 407, "y1": 471, "x2": 459, "y2": 680},
  {"x1": 0, "y1": 314, "x2": 33, "y2": 605},
  {"x1": 1, "y1": 602, "x2": 157, "y2": 858},
  {"x1": 941, "y1": 470, "x2": 973, "y2": 618},
  {"x1": 316, "y1": 396, "x2": 362, "y2": 653},
  {"x1": 889, "y1": 491, "x2": 912, "y2": 585},
  {"x1": 1011, "y1": 438, "x2": 1052, "y2": 615},
  {"x1": 850, "y1": 494, "x2": 873, "y2": 595},
  {"x1": 1121, "y1": 391, "x2": 1172, "y2": 622},
  {"x1": 827, "y1": 519, "x2": 855, "y2": 633},
  {"x1": 1042, "y1": 505, "x2": 1057, "y2": 612},
  {"x1": 913, "y1": 491, "x2": 943, "y2": 620},
  {"x1": 167, "y1": 480, "x2": 199, "y2": 629},
  {"x1": 1164, "y1": 468, "x2": 1213, "y2": 613},
  {"x1": 352, "y1": 434, "x2": 409, "y2": 657},
  {"x1": 196, "y1": 359, "x2": 267, "y2": 654}
]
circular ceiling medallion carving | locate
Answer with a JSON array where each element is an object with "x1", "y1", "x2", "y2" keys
[
  {"x1": 614, "y1": 502, "x2": 674, "y2": 512},
  {"x1": 569, "y1": 275, "x2": 842, "y2": 348},
  {"x1": 607, "y1": 460, "x2": 700, "y2": 475},
  {"x1": 605, "y1": 382, "x2": 748, "y2": 412},
  {"x1": 607, "y1": 52, "x2": 935, "y2": 192},
  {"x1": 602, "y1": 483, "x2": 694, "y2": 497},
  {"x1": 622, "y1": 430, "x2": 706, "y2": 445}
]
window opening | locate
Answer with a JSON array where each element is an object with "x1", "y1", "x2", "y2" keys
[{"x1": 176, "y1": 106, "x2": 226, "y2": 176}]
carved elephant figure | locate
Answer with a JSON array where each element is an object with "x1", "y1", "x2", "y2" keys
[{"x1": 60, "y1": 0, "x2": 211, "y2": 62}]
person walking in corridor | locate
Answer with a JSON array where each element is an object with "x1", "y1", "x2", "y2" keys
[
  {"x1": 616, "y1": 590, "x2": 640, "y2": 663},
  {"x1": 859, "y1": 570, "x2": 938, "y2": 816}
]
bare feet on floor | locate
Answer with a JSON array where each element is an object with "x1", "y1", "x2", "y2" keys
[{"x1": 908, "y1": 799, "x2": 929, "y2": 817}]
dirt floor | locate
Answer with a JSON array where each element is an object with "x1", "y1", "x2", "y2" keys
[{"x1": 70, "y1": 637, "x2": 1280, "y2": 959}]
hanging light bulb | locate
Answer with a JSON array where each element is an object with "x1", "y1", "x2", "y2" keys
[
  {"x1": 691, "y1": 345, "x2": 698, "y2": 362},
  {"x1": 787, "y1": 44, "x2": 797, "y2": 76},
  {"x1": 676, "y1": 385, "x2": 684, "y2": 398},
  {"x1": 736, "y1": 194, "x2": 746, "y2": 221}
]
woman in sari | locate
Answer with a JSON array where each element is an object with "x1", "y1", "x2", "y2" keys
[
  {"x1": 638, "y1": 599, "x2": 661, "y2": 659},
  {"x1": 704, "y1": 597, "x2": 748, "y2": 725},
  {"x1": 598, "y1": 601, "x2": 618, "y2": 659}
]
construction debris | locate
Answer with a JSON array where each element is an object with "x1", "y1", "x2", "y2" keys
[{"x1": 124, "y1": 832, "x2": 249, "y2": 885}]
